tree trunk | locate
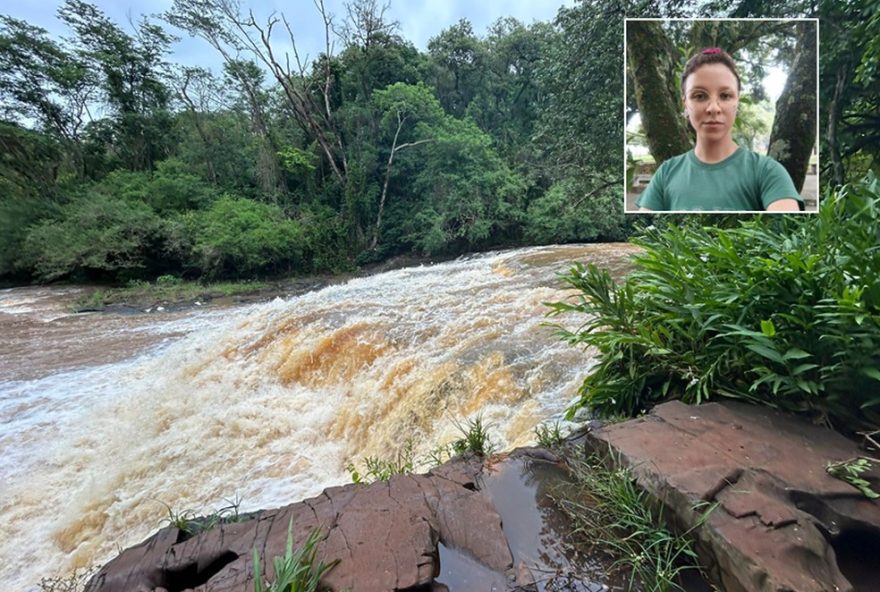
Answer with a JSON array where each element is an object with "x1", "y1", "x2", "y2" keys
[
  {"x1": 627, "y1": 21, "x2": 691, "y2": 165},
  {"x1": 768, "y1": 22, "x2": 818, "y2": 193}
]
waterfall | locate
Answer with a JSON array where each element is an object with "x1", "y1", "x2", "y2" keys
[{"x1": 0, "y1": 243, "x2": 638, "y2": 590}]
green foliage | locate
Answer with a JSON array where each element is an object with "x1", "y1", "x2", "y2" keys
[
  {"x1": 23, "y1": 190, "x2": 164, "y2": 281},
  {"x1": 826, "y1": 457, "x2": 880, "y2": 499},
  {"x1": 252, "y1": 518, "x2": 338, "y2": 592},
  {"x1": 348, "y1": 439, "x2": 416, "y2": 484},
  {"x1": 277, "y1": 146, "x2": 316, "y2": 173},
  {"x1": 193, "y1": 195, "x2": 304, "y2": 278},
  {"x1": 525, "y1": 178, "x2": 627, "y2": 244},
  {"x1": 404, "y1": 117, "x2": 526, "y2": 254},
  {"x1": 550, "y1": 176, "x2": 880, "y2": 432},
  {"x1": 451, "y1": 414, "x2": 495, "y2": 456},
  {"x1": 159, "y1": 496, "x2": 247, "y2": 537},
  {"x1": 534, "y1": 421, "x2": 566, "y2": 448},
  {"x1": 71, "y1": 289, "x2": 107, "y2": 312},
  {"x1": 558, "y1": 454, "x2": 709, "y2": 592}
]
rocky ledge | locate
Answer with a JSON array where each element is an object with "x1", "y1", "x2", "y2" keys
[
  {"x1": 585, "y1": 400, "x2": 880, "y2": 592},
  {"x1": 85, "y1": 401, "x2": 880, "y2": 592},
  {"x1": 84, "y1": 449, "x2": 601, "y2": 592}
]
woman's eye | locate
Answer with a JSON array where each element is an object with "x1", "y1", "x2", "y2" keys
[{"x1": 691, "y1": 93, "x2": 707, "y2": 100}]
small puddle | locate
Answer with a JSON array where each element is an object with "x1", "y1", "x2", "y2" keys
[
  {"x1": 476, "y1": 454, "x2": 616, "y2": 591},
  {"x1": 435, "y1": 542, "x2": 508, "y2": 591}
]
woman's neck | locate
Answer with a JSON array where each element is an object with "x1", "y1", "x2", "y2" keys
[{"x1": 694, "y1": 138, "x2": 739, "y2": 163}]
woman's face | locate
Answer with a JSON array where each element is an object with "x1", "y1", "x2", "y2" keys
[{"x1": 683, "y1": 63, "x2": 739, "y2": 143}]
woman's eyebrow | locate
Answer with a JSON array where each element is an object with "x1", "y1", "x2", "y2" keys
[{"x1": 689, "y1": 85, "x2": 736, "y2": 92}]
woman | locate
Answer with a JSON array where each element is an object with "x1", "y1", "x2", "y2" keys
[{"x1": 637, "y1": 48, "x2": 801, "y2": 212}]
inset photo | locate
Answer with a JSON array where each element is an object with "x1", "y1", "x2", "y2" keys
[{"x1": 624, "y1": 18, "x2": 819, "y2": 213}]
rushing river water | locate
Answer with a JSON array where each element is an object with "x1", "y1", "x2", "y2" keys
[{"x1": 0, "y1": 243, "x2": 638, "y2": 591}]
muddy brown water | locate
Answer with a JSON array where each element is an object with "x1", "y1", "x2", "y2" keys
[{"x1": 1, "y1": 244, "x2": 649, "y2": 591}]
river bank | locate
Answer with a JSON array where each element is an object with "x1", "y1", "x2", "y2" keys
[{"x1": 52, "y1": 252, "x2": 448, "y2": 313}]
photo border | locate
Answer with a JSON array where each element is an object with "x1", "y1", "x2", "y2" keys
[{"x1": 623, "y1": 17, "x2": 821, "y2": 215}]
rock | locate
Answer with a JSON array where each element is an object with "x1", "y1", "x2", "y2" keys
[
  {"x1": 85, "y1": 457, "x2": 514, "y2": 592},
  {"x1": 585, "y1": 400, "x2": 880, "y2": 592}
]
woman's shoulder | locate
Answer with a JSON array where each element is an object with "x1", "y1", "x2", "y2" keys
[
  {"x1": 655, "y1": 151, "x2": 693, "y2": 175},
  {"x1": 739, "y1": 149, "x2": 786, "y2": 171}
]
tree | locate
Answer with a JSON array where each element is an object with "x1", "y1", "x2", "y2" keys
[
  {"x1": 767, "y1": 21, "x2": 817, "y2": 192},
  {"x1": 370, "y1": 82, "x2": 441, "y2": 248},
  {"x1": 0, "y1": 15, "x2": 95, "y2": 177},
  {"x1": 166, "y1": 0, "x2": 350, "y2": 189},
  {"x1": 626, "y1": 20, "x2": 691, "y2": 165},
  {"x1": 427, "y1": 19, "x2": 485, "y2": 117},
  {"x1": 59, "y1": 0, "x2": 175, "y2": 171}
]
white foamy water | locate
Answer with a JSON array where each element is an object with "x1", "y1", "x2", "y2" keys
[{"x1": 0, "y1": 244, "x2": 638, "y2": 591}]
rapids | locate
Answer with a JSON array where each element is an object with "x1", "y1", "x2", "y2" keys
[{"x1": 0, "y1": 243, "x2": 638, "y2": 591}]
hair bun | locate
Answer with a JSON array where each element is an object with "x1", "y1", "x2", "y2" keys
[{"x1": 701, "y1": 47, "x2": 723, "y2": 55}]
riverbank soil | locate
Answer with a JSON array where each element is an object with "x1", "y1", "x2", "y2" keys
[{"x1": 584, "y1": 401, "x2": 880, "y2": 592}]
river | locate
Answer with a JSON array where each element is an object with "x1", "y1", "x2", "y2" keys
[{"x1": 0, "y1": 243, "x2": 638, "y2": 591}]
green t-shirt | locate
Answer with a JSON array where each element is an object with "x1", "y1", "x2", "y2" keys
[{"x1": 636, "y1": 148, "x2": 802, "y2": 211}]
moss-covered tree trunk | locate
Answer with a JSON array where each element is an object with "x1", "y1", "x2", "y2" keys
[
  {"x1": 627, "y1": 21, "x2": 691, "y2": 166},
  {"x1": 768, "y1": 22, "x2": 817, "y2": 193}
]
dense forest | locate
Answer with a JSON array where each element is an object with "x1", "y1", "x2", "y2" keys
[{"x1": 0, "y1": 0, "x2": 877, "y2": 284}]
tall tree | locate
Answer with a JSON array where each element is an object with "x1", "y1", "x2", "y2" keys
[
  {"x1": 626, "y1": 20, "x2": 691, "y2": 165},
  {"x1": 0, "y1": 16, "x2": 95, "y2": 177},
  {"x1": 767, "y1": 21, "x2": 817, "y2": 192},
  {"x1": 59, "y1": 0, "x2": 174, "y2": 171},
  {"x1": 427, "y1": 19, "x2": 485, "y2": 117},
  {"x1": 166, "y1": 0, "x2": 350, "y2": 189}
]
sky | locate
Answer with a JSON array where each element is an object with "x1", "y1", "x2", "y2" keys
[{"x1": 5, "y1": 0, "x2": 576, "y2": 73}]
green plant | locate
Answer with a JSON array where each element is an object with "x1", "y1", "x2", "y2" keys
[
  {"x1": 347, "y1": 440, "x2": 416, "y2": 484},
  {"x1": 38, "y1": 566, "x2": 97, "y2": 592},
  {"x1": 252, "y1": 518, "x2": 338, "y2": 592},
  {"x1": 451, "y1": 414, "x2": 495, "y2": 456},
  {"x1": 558, "y1": 455, "x2": 710, "y2": 592},
  {"x1": 548, "y1": 176, "x2": 880, "y2": 432},
  {"x1": 155, "y1": 274, "x2": 182, "y2": 286},
  {"x1": 826, "y1": 457, "x2": 880, "y2": 499},
  {"x1": 425, "y1": 443, "x2": 454, "y2": 467},
  {"x1": 71, "y1": 289, "x2": 107, "y2": 312},
  {"x1": 158, "y1": 496, "x2": 248, "y2": 536},
  {"x1": 534, "y1": 421, "x2": 566, "y2": 448},
  {"x1": 160, "y1": 503, "x2": 198, "y2": 533}
]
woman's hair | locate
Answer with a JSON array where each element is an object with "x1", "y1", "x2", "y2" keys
[{"x1": 680, "y1": 48, "x2": 741, "y2": 94}]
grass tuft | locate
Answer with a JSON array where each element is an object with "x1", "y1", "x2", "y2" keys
[
  {"x1": 158, "y1": 495, "x2": 249, "y2": 537},
  {"x1": 37, "y1": 567, "x2": 97, "y2": 592},
  {"x1": 450, "y1": 414, "x2": 495, "y2": 456},
  {"x1": 534, "y1": 421, "x2": 566, "y2": 448},
  {"x1": 347, "y1": 439, "x2": 416, "y2": 484},
  {"x1": 253, "y1": 518, "x2": 338, "y2": 592},
  {"x1": 557, "y1": 454, "x2": 711, "y2": 592}
]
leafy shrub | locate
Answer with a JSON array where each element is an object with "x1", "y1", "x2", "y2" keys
[
  {"x1": 23, "y1": 191, "x2": 164, "y2": 281},
  {"x1": 524, "y1": 178, "x2": 627, "y2": 244},
  {"x1": 194, "y1": 195, "x2": 304, "y2": 278},
  {"x1": 549, "y1": 176, "x2": 880, "y2": 432}
]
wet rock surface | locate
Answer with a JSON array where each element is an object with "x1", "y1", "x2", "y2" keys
[
  {"x1": 84, "y1": 452, "x2": 607, "y2": 592},
  {"x1": 585, "y1": 401, "x2": 880, "y2": 592}
]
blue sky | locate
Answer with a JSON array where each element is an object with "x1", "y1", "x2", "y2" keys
[{"x1": 6, "y1": 1, "x2": 575, "y2": 72}]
